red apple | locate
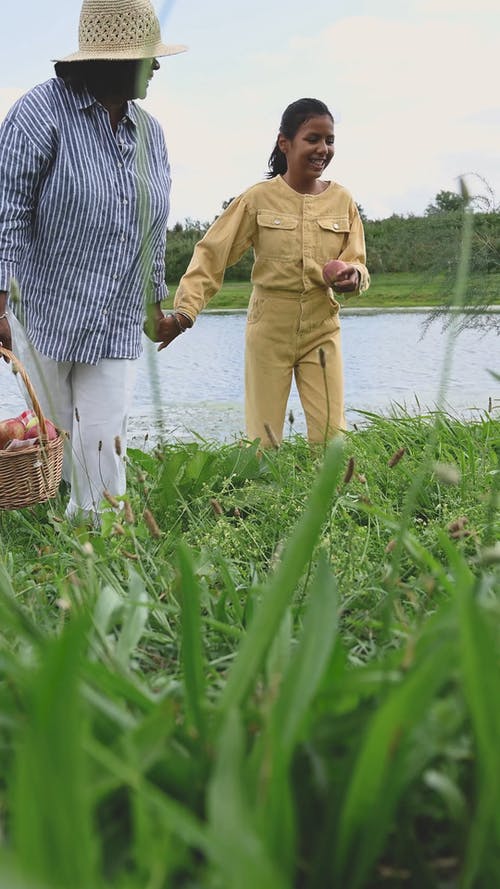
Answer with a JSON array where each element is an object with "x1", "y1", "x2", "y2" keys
[
  {"x1": 0, "y1": 417, "x2": 26, "y2": 449},
  {"x1": 322, "y1": 259, "x2": 349, "y2": 286},
  {"x1": 21, "y1": 410, "x2": 58, "y2": 441}
]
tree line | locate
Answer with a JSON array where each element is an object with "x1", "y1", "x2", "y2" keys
[{"x1": 165, "y1": 189, "x2": 500, "y2": 285}]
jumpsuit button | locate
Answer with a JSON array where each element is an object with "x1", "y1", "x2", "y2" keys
[
  {"x1": 333, "y1": 223, "x2": 339, "y2": 230},
  {"x1": 273, "y1": 218, "x2": 281, "y2": 225}
]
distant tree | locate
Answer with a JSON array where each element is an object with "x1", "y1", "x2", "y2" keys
[
  {"x1": 222, "y1": 197, "x2": 235, "y2": 210},
  {"x1": 356, "y1": 203, "x2": 368, "y2": 223},
  {"x1": 425, "y1": 190, "x2": 467, "y2": 215}
]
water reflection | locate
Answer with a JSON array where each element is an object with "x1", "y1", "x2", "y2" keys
[{"x1": 1, "y1": 311, "x2": 499, "y2": 445}]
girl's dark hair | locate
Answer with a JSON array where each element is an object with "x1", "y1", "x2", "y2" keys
[
  {"x1": 267, "y1": 98, "x2": 333, "y2": 178},
  {"x1": 54, "y1": 59, "x2": 148, "y2": 99}
]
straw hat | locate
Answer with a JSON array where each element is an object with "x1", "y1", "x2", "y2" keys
[{"x1": 54, "y1": 0, "x2": 187, "y2": 61}]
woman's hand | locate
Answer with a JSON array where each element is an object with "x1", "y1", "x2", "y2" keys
[
  {"x1": 0, "y1": 314, "x2": 12, "y2": 359},
  {"x1": 143, "y1": 305, "x2": 191, "y2": 352}
]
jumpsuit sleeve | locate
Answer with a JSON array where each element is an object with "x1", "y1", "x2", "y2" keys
[
  {"x1": 174, "y1": 193, "x2": 254, "y2": 323},
  {"x1": 338, "y1": 200, "x2": 370, "y2": 295},
  {"x1": 0, "y1": 119, "x2": 52, "y2": 292}
]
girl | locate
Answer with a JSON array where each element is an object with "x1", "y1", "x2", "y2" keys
[{"x1": 160, "y1": 97, "x2": 370, "y2": 445}]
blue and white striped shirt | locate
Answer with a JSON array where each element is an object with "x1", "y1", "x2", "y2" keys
[{"x1": 0, "y1": 77, "x2": 171, "y2": 363}]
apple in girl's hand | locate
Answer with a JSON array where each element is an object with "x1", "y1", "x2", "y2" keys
[
  {"x1": 322, "y1": 259, "x2": 349, "y2": 286},
  {"x1": 0, "y1": 417, "x2": 26, "y2": 449}
]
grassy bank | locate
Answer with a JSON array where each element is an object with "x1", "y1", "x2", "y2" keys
[
  {"x1": 164, "y1": 271, "x2": 500, "y2": 311},
  {"x1": 0, "y1": 411, "x2": 499, "y2": 887}
]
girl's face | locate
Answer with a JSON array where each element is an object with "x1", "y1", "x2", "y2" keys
[{"x1": 278, "y1": 114, "x2": 335, "y2": 186}]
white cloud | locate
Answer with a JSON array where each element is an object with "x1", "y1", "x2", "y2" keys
[{"x1": 144, "y1": 11, "x2": 499, "y2": 223}]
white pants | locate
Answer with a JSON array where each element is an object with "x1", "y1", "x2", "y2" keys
[{"x1": 11, "y1": 314, "x2": 137, "y2": 520}]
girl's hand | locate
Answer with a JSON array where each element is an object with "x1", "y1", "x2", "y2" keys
[
  {"x1": 156, "y1": 314, "x2": 187, "y2": 351},
  {"x1": 144, "y1": 306, "x2": 188, "y2": 350},
  {"x1": 331, "y1": 264, "x2": 360, "y2": 294}
]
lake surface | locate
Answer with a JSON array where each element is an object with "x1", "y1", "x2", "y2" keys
[{"x1": 1, "y1": 311, "x2": 499, "y2": 445}]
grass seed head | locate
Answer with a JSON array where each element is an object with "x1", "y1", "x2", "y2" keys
[
  {"x1": 264, "y1": 423, "x2": 280, "y2": 449},
  {"x1": 343, "y1": 456, "x2": 355, "y2": 484},
  {"x1": 143, "y1": 508, "x2": 162, "y2": 538},
  {"x1": 388, "y1": 447, "x2": 406, "y2": 468},
  {"x1": 433, "y1": 462, "x2": 461, "y2": 485}
]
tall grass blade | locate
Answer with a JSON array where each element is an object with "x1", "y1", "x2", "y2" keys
[
  {"x1": 333, "y1": 638, "x2": 455, "y2": 888},
  {"x1": 115, "y1": 568, "x2": 149, "y2": 668},
  {"x1": 219, "y1": 436, "x2": 344, "y2": 715},
  {"x1": 206, "y1": 709, "x2": 289, "y2": 889},
  {"x1": 10, "y1": 616, "x2": 99, "y2": 889},
  {"x1": 177, "y1": 540, "x2": 207, "y2": 738}
]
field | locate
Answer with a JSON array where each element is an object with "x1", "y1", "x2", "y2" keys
[
  {"x1": 0, "y1": 408, "x2": 500, "y2": 887},
  {"x1": 1, "y1": 214, "x2": 500, "y2": 887},
  {"x1": 164, "y1": 271, "x2": 500, "y2": 312}
]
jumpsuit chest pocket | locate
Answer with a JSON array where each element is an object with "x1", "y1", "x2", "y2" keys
[
  {"x1": 316, "y1": 215, "x2": 350, "y2": 261},
  {"x1": 256, "y1": 211, "x2": 298, "y2": 260}
]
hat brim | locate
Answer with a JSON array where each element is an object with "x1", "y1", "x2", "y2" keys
[{"x1": 53, "y1": 43, "x2": 187, "y2": 62}]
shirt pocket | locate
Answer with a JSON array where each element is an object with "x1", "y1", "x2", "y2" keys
[
  {"x1": 256, "y1": 211, "x2": 298, "y2": 260},
  {"x1": 316, "y1": 215, "x2": 350, "y2": 261}
]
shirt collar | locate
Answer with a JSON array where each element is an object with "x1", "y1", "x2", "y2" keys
[{"x1": 68, "y1": 83, "x2": 138, "y2": 128}]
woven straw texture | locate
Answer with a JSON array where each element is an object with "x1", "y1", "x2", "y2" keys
[
  {"x1": 0, "y1": 347, "x2": 64, "y2": 510},
  {"x1": 55, "y1": 0, "x2": 187, "y2": 61}
]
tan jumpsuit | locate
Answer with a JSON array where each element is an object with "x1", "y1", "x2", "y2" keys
[{"x1": 174, "y1": 175, "x2": 370, "y2": 445}]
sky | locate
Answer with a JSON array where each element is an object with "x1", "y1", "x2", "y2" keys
[{"x1": 1, "y1": 0, "x2": 499, "y2": 226}]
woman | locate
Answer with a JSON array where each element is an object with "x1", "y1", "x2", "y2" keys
[
  {"x1": 0, "y1": 0, "x2": 186, "y2": 522},
  {"x1": 158, "y1": 98, "x2": 370, "y2": 445}
]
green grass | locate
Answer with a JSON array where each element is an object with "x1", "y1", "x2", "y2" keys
[
  {"x1": 164, "y1": 271, "x2": 500, "y2": 311},
  {"x1": 1, "y1": 206, "x2": 500, "y2": 887},
  {"x1": 0, "y1": 410, "x2": 499, "y2": 887}
]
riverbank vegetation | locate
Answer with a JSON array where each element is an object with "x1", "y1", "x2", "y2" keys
[{"x1": 0, "y1": 408, "x2": 499, "y2": 887}]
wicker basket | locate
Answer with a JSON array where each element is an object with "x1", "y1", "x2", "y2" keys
[{"x1": 0, "y1": 346, "x2": 65, "y2": 509}]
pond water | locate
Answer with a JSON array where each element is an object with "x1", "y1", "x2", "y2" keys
[{"x1": 1, "y1": 311, "x2": 499, "y2": 445}]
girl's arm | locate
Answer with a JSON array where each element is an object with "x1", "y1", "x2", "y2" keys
[{"x1": 173, "y1": 194, "x2": 254, "y2": 324}]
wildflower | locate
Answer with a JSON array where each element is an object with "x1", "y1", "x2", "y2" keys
[
  {"x1": 81, "y1": 542, "x2": 94, "y2": 556},
  {"x1": 356, "y1": 472, "x2": 367, "y2": 484},
  {"x1": 388, "y1": 447, "x2": 406, "y2": 468},
  {"x1": 112, "y1": 522, "x2": 125, "y2": 536},
  {"x1": 385, "y1": 538, "x2": 397, "y2": 554}
]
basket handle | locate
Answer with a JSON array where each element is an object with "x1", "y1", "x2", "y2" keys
[{"x1": 0, "y1": 345, "x2": 48, "y2": 436}]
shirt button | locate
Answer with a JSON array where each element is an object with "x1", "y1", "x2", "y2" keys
[
  {"x1": 118, "y1": 162, "x2": 123, "y2": 168},
  {"x1": 113, "y1": 275, "x2": 118, "y2": 280},
  {"x1": 123, "y1": 199, "x2": 128, "y2": 205},
  {"x1": 120, "y1": 236, "x2": 125, "y2": 242},
  {"x1": 273, "y1": 218, "x2": 281, "y2": 225},
  {"x1": 333, "y1": 223, "x2": 339, "y2": 230}
]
